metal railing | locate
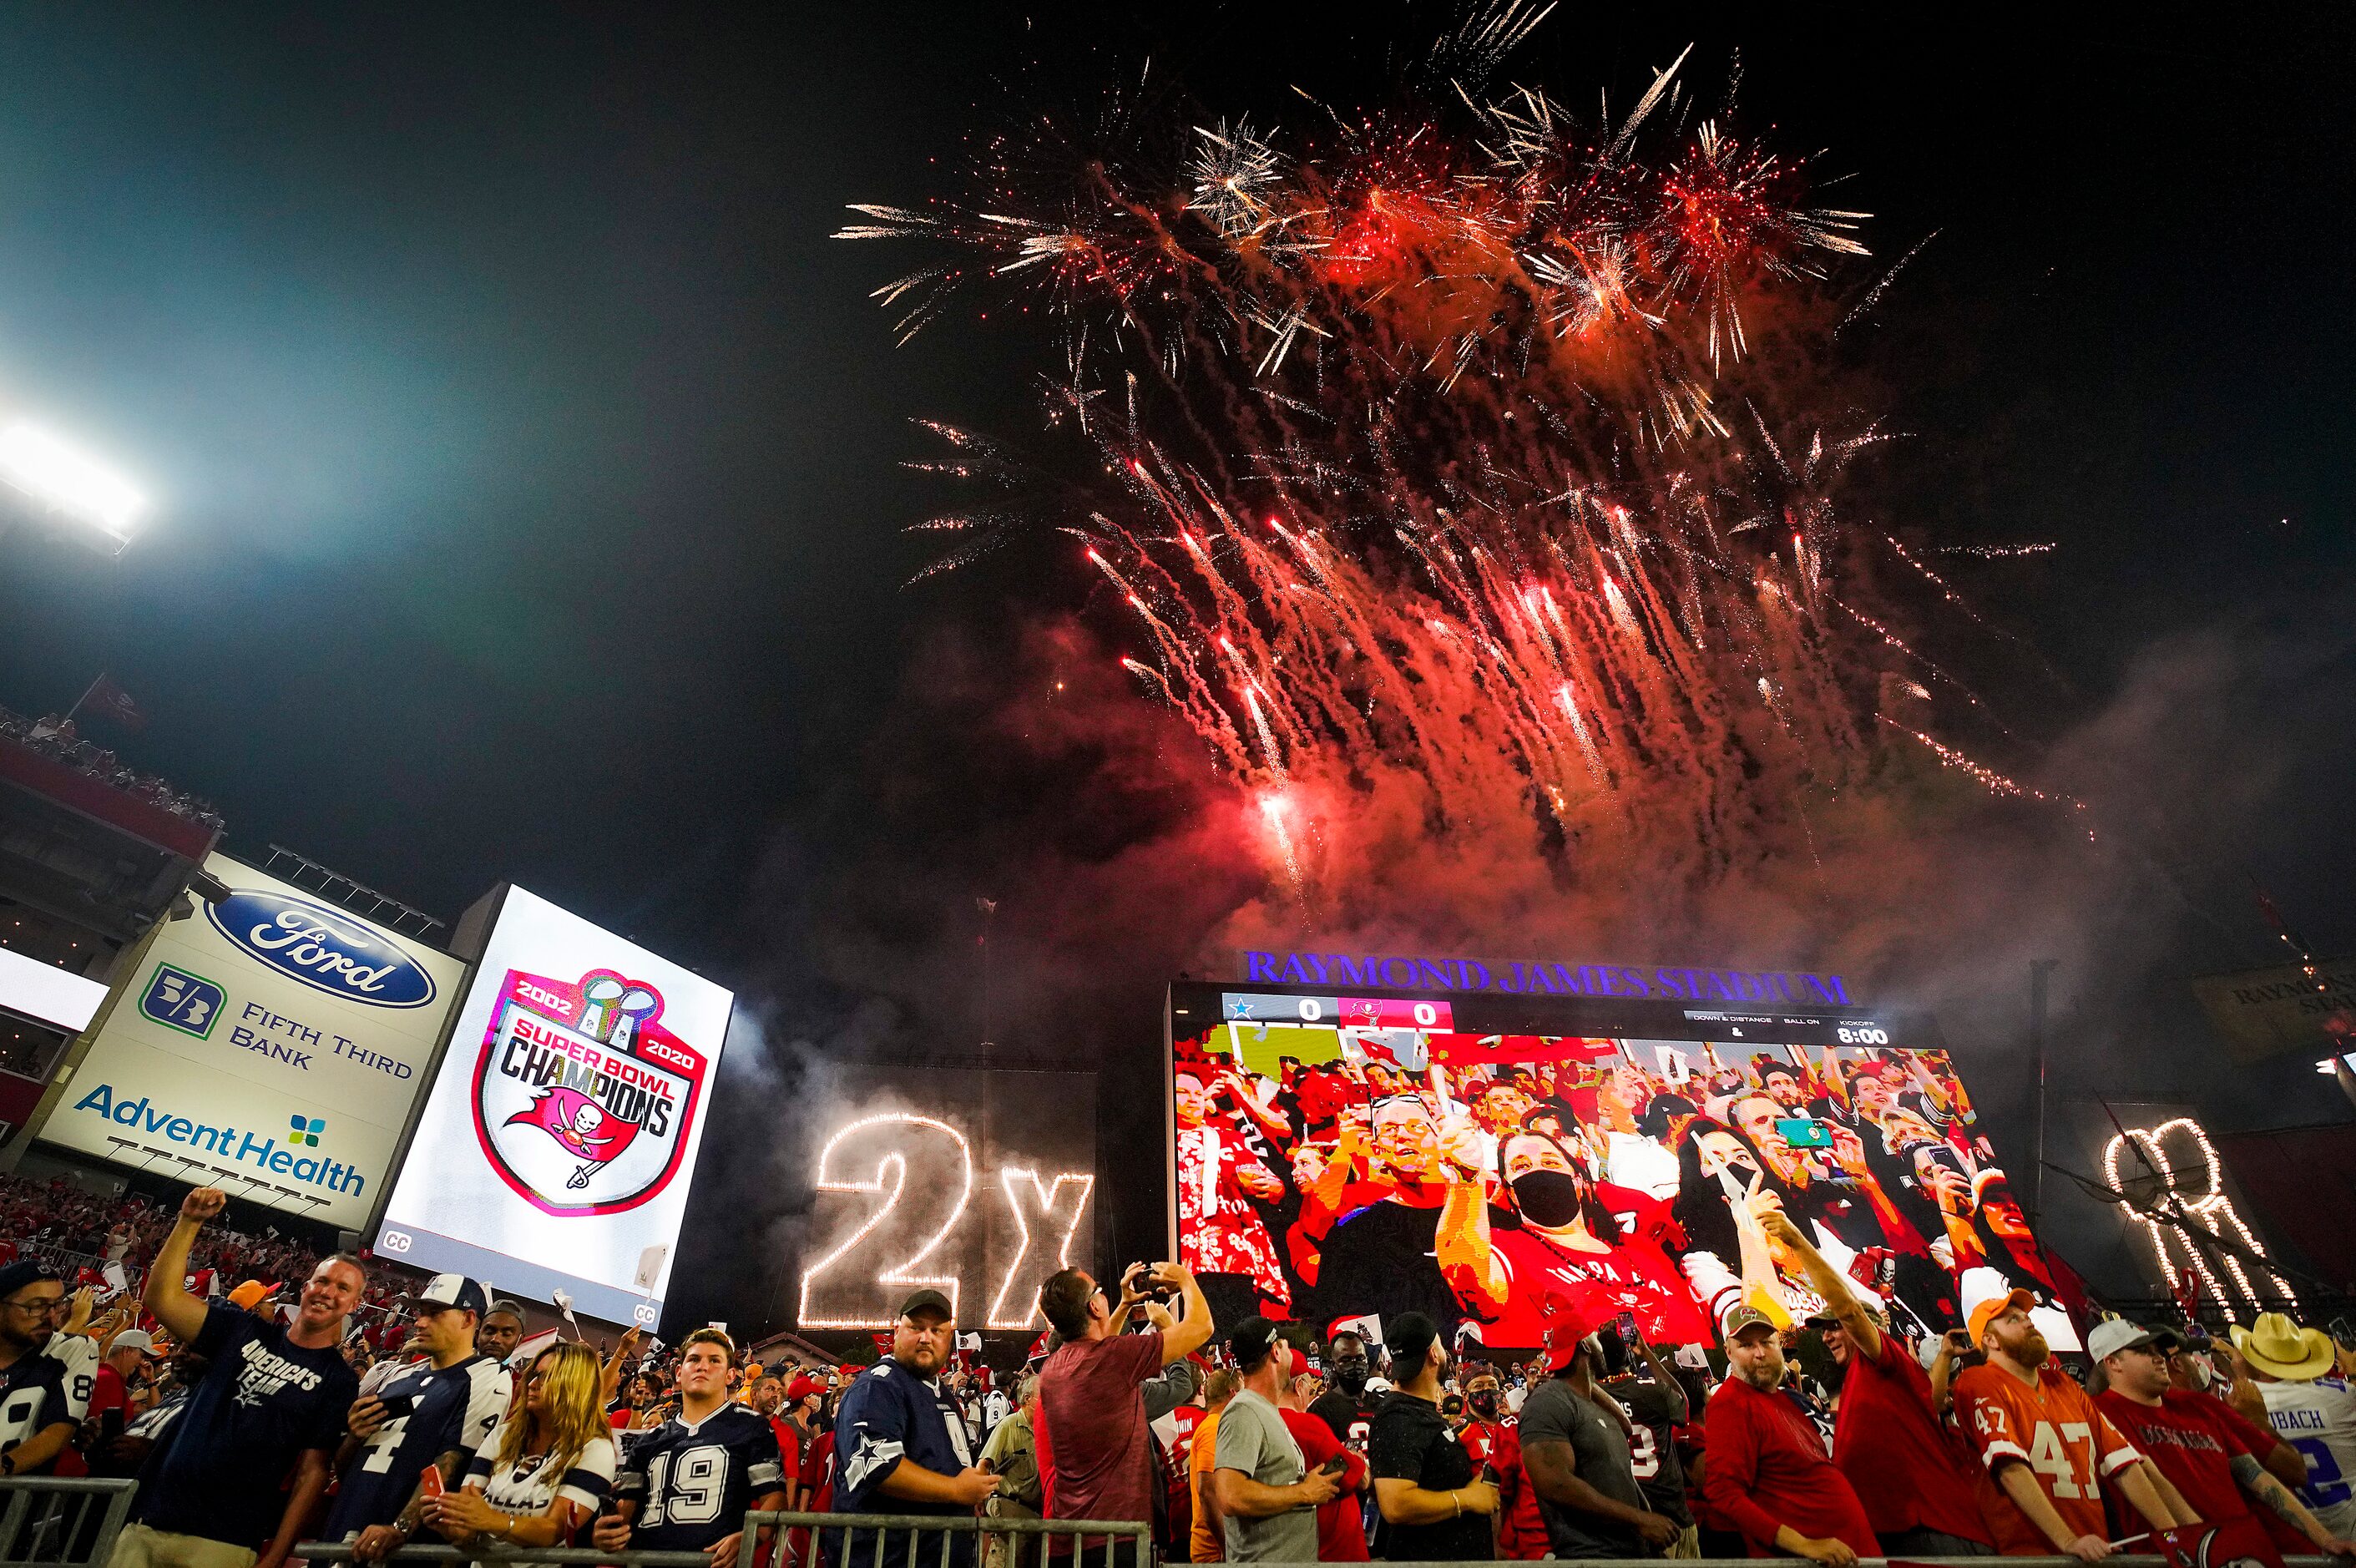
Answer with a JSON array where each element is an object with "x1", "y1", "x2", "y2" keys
[
  {"x1": 295, "y1": 1547, "x2": 716, "y2": 1567},
  {"x1": 0, "y1": 1478, "x2": 137, "y2": 1568},
  {"x1": 294, "y1": 1511, "x2": 1156, "y2": 1568},
  {"x1": 754, "y1": 1510, "x2": 1152, "y2": 1568},
  {"x1": 10, "y1": 1244, "x2": 106, "y2": 1281},
  {"x1": 125, "y1": 1490, "x2": 2353, "y2": 1568},
  {"x1": 285, "y1": 1546, "x2": 2346, "y2": 1555}
]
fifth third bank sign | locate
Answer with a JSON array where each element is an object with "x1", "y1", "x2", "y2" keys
[
  {"x1": 374, "y1": 885, "x2": 732, "y2": 1325},
  {"x1": 43, "y1": 854, "x2": 464, "y2": 1228}
]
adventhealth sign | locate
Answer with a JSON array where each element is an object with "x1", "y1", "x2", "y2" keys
[
  {"x1": 1240, "y1": 949, "x2": 1855, "y2": 1005},
  {"x1": 38, "y1": 854, "x2": 464, "y2": 1227},
  {"x1": 65, "y1": 1085, "x2": 369, "y2": 1196}
]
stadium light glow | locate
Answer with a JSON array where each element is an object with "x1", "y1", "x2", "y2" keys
[{"x1": 0, "y1": 422, "x2": 147, "y2": 550}]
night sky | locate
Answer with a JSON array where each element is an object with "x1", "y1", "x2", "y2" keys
[{"x1": 0, "y1": 3, "x2": 2350, "y2": 1333}]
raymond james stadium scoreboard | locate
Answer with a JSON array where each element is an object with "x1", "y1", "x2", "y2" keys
[{"x1": 1164, "y1": 980, "x2": 2080, "y2": 1351}]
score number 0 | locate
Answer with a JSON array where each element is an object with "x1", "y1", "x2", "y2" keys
[{"x1": 796, "y1": 1112, "x2": 1095, "y2": 1331}]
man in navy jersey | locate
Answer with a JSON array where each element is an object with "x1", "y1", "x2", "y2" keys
[
  {"x1": 335, "y1": 1275, "x2": 513, "y2": 1557},
  {"x1": 832, "y1": 1290, "x2": 997, "y2": 1568},
  {"x1": 598, "y1": 1328, "x2": 787, "y2": 1568},
  {"x1": 0, "y1": 1262, "x2": 74, "y2": 1477}
]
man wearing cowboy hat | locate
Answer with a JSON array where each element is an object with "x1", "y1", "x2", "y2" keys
[{"x1": 2237, "y1": 1313, "x2": 2356, "y2": 1539}]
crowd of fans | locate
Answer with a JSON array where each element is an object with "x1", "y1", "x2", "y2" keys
[
  {"x1": 0, "y1": 1175, "x2": 414, "y2": 1349},
  {"x1": 0, "y1": 707, "x2": 223, "y2": 829},
  {"x1": 6, "y1": 1181, "x2": 2356, "y2": 1567}
]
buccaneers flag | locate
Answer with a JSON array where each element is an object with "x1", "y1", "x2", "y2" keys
[{"x1": 503, "y1": 1086, "x2": 640, "y2": 1166}]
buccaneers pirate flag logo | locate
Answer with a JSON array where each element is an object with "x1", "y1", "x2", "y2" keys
[{"x1": 471, "y1": 968, "x2": 709, "y2": 1217}]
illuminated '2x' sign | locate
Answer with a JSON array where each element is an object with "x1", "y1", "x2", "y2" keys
[{"x1": 796, "y1": 1112, "x2": 1095, "y2": 1330}]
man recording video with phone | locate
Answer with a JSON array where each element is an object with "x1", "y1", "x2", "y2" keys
[{"x1": 1036, "y1": 1261, "x2": 1215, "y2": 1563}]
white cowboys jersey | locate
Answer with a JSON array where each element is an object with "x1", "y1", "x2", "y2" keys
[
  {"x1": 616, "y1": 1404, "x2": 787, "y2": 1553},
  {"x1": 2262, "y1": 1376, "x2": 2356, "y2": 1537},
  {"x1": 43, "y1": 1333, "x2": 98, "y2": 1422},
  {"x1": 0, "y1": 1351, "x2": 69, "y2": 1473}
]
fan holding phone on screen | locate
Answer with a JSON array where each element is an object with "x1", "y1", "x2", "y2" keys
[{"x1": 1443, "y1": 1121, "x2": 1715, "y2": 1346}]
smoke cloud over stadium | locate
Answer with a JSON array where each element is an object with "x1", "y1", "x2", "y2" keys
[{"x1": 661, "y1": 13, "x2": 2356, "y2": 1333}]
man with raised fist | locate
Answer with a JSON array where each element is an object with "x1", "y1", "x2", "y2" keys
[{"x1": 107, "y1": 1188, "x2": 362, "y2": 1568}]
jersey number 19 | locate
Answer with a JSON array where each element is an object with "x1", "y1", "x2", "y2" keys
[{"x1": 643, "y1": 1444, "x2": 728, "y2": 1528}]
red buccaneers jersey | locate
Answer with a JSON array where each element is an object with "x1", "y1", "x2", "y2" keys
[
  {"x1": 1487, "y1": 1221, "x2": 1712, "y2": 1346},
  {"x1": 1953, "y1": 1363, "x2": 2141, "y2": 1555}
]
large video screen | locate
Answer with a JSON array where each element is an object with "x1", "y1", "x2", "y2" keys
[
  {"x1": 794, "y1": 1066, "x2": 1098, "y2": 1333},
  {"x1": 1166, "y1": 982, "x2": 2074, "y2": 1349},
  {"x1": 373, "y1": 886, "x2": 733, "y2": 1327}
]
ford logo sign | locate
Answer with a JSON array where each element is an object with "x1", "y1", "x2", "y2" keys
[{"x1": 204, "y1": 889, "x2": 440, "y2": 1010}]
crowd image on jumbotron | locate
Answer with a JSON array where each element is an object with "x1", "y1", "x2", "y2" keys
[{"x1": 1170, "y1": 982, "x2": 2075, "y2": 1348}]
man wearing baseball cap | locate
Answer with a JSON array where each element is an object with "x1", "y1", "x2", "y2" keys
[
  {"x1": 1757, "y1": 1201, "x2": 1993, "y2": 1555},
  {"x1": 2089, "y1": 1318, "x2": 2356, "y2": 1560},
  {"x1": 334, "y1": 1274, "x2": 513, "y2": 1557},
  {"x1": 830, "y1": 1287, "x2": 997, "y2": 1568},
  {"x1": 2237, "y1": 1312, "x2": 2356, "y2": 1539},
  {"x1": 0, "y1": 1261, "x2": 75, "y2": 1477},
  {"x1": 781, "y1": 1371, "x2": 826, "y2": 1503},
  {"x1": 1951, "y1": 1289, "x2": 2187, "y2": 1559},
  {"x1": 1702, "y1": 1303, "x2": 1878, "y2": 1566},
  {"x1": 1213, "y1": 1319, "x2": 1338, "y2": 1561},
  {"x1": 1271, "y1": 1346, "x2": 1371, "y2": 1562},
  {"x1": 1364, "y1": 1310, "x2": 1494, "y2": 1561},
  {"x1": 84, "y1": 1328, "x2": 160, "y2": 1449},
  {"x1": 1519, "y1": 1306, "x2": 1678, "y2": 1560}
]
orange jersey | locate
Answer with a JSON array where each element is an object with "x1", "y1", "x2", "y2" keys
[{"x1": 1952, "y1": 1363, "x2": 2142, "y2": 1555}]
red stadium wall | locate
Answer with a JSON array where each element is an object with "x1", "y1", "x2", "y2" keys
[{"x1": 2214, "y1": 1123, "x2": 2356, "y2": 1292}]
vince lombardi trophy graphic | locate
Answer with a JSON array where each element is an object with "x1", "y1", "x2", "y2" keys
[{"x1": 569, "y1": 976, "x2": 660, "y2": 1189}]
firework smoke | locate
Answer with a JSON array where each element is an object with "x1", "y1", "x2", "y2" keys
[{"x1": 843, "y1": 23, "x2": 2056, "y2": 953}]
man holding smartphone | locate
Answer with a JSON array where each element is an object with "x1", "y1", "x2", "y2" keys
[
  {"x1": 1757, "y1": 1203, "x2": 1993, "y2": 1555},
  {"x1": 336, "y1": 1275, "x2": 513, "y2": 1558},
  {"x1": 1035, "y1": 1261, "x2": 1216, "y2": 1564}
]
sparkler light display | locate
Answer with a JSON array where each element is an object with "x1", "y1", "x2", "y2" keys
[
  {"x1": 2102, "y1": 1115, "x2": 2297, "y2": 1323},
  {"x1": 844, "y1": 9, "x2": 2056, "y2": 930}
]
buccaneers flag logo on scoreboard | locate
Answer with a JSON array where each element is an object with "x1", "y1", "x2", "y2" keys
[{"x1": 470, "y1": 968, "x2": 708, "y2": 1217}]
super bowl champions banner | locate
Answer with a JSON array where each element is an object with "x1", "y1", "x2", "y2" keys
[
  {"x1": 39, "y1": 853, "x2": 465, "y2": 1229},
  {"x1": 1170, "y1": 988, "x2": 2082, "y2": 1353},
  {"x1": 374, "y1": 885, "x2": 731, "y2": 1325}
]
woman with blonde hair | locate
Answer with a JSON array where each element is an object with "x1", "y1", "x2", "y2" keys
[{"x1": 427, "y1": 1338, "x2": 616, "y2": 1562}]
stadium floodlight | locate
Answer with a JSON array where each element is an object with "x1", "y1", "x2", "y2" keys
[{"x1": 0, "y1": 421, "x2": 147, "y2": 554}]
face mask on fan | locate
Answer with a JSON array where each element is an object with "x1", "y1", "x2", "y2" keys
[{"x1": 1510, "y1": 1168, "x2": 1586, "y2": 1228}]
